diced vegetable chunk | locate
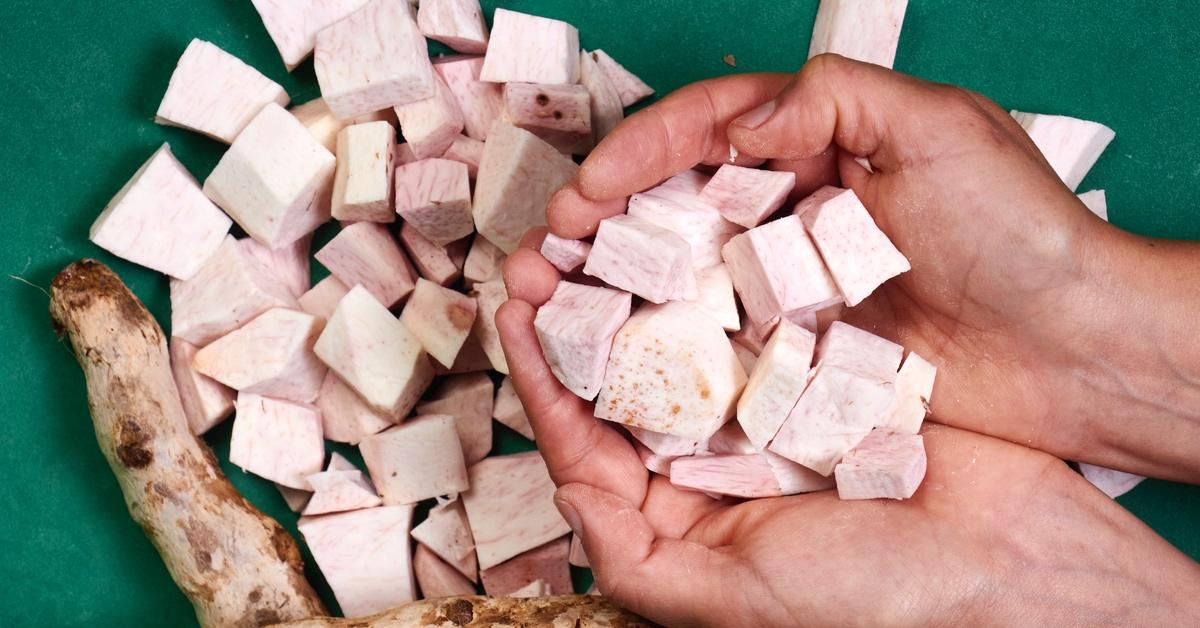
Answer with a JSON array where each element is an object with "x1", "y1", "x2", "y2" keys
[
  {"x1": 434, "y1": 55, "x2": 504, "y2": 141},
  {"x1": 1077, "y1": 189, "x2": 1108, "y2": 221},
  {"x1": 626, "y1": 178, "x2": 741, "y2": 271},
  {"x1": 737, "y1": 319, "x2": 816, "y2": 449},
  {"x1": 238, "y1": 236, "x2": 312, "y2": 299},
  {"x1": 298, "y1": 505, "x2": 416, "y2": 617},
  {"x1": 463, "y1": 236, "x2": 506, "y2": 288},
  {"x1": 687, "y1": 264, "x2": 740, "y2": 331},
  {"x1": 699, "y1": 164, "x2": 796, "y2": 229},
  {"x1": 417, "y1": 373, "x2": 495, "y2": 465},
  {"x1": 416, "y1": 0, "x2": 489, "y2": 54},
  {"x1": 535, "y1": 282, "x2": 632, "y2": 400},
  {"x1": 393, "y1": 74, "x2": 465, "y2": 159},
  {"x1": 411, "y1": 497, "x2": 479, "y2": 581},
  {"x1": 414, "y1": 545, "x2": 476, "y2": 598},
  {"x1": 494, "y1": 377, "x2": 534, "y2": 440},
  {"x1": 671, "y1": 453, "x2": 833, "y2": 498},
  {"x1": 442, "y1": 134, "x2": 485, "y2": 178},
  {"x1": 578, "y1": 50, "x2": 624, "y2": 141},
  {"x1": 480, "y1": 537, "x2": 571, "y2": 597},
  {"x1": 360, "y1": 414, "x2": 469, "y2": 504},
  {"x1": 588, "y1": 49, "x2": 654, "y2": 107},
  {"x1": 480, "y1": 9, "x2": 580, "y2": 85},
  {"x1": 169, "y1": 337, "x2": 235, "y2": 436},
  {"x1": 539, "y1": 233, "x2": 592, "y2": 273},
  {"x1": 332, "y1": 121, "x2": 396, "y2": 223},
  {"x1": 298, "y1": 275, "x2": 350, "y2": 321},
  {"x1": 878, "y1": 351, "x2": 936, "y2": 434},
  {"x1": 399, "y1": 224, "x2": 468, "y2": 287},
  {"x1": 815, "y1": 321, "x2": 903, "y2": 379},
  {"x1": 584, "y1": 214, "x2": 695, "y2": 304},
  {"x1": 395, "y1": 159, "x2": 474, "y2": 246},
  {"x1": 1011, "y1": 111, "x2": 1115, "y2": 191},
  {"x1": 400, "y1": 279, "x2": 479, "y2": 368},
  {"x1": 303, "y1": 464, "x2": 383, "y2": 516},
  {"x1": 315, "y1": 222, "x2": 417, "y2": 307},
  {"x1": 722, "y1": 215, "x2": 838, "y2": 324},
  {"x1": 834, "y1": 428, "x2": 926, "y2": 500},
  {"x1": 471, "y1": 279, "x2": 509, "y2": 373},
  {"x1": 461, "y1": 452, "x2": 570, "y2": 570},
  {"x1": 230, "y1": 393, "x2": 324, "y2": 489},
  {"x1": 250, "y1": 0, "x2": 370, "y2": 70},
  {"x1": 315, "y1": 371, "x2": 394, "y2": 444},
  {"x1": 1078, "y1": 463, "x2": 1145, "y2": 499},
  {"x1": 193, "y1": 308, "x2": 326, "y2": 403},
  {"x1": 502, "y1": 83, "x2": 593, "y2": 155}
]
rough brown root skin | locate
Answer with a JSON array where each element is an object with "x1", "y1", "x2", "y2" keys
[
  {"x1": 50, "y1": 260, "x2": 327, "y2": 627},
  {"x1": 269, "y1": 595, "x2": 656, "y2": 627}
]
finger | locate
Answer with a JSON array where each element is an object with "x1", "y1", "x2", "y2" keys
[
  {"x1": 517, "y1": 227, "x2": 549, "y2": 251},
  {"x1": 546, "y1": 182, "x2": 629, "y2": 239},
  {"x1": 502, "y1": 248, "x2": 559, "y2": 306},
  {"x1": 495, "y1": 301, "x2": 649, "y2": 505},
  {"x1": 640, "y1": 473, "x2": 728, "y2": 540}
]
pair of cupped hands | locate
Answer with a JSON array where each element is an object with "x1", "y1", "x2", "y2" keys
[{"x1": 495, "y1": 56, "x2": 1200, "y2": 626}]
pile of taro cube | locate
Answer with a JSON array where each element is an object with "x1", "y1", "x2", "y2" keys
[{"x1": 84, "y1": 0, "x2": 1129, "y2": 619}]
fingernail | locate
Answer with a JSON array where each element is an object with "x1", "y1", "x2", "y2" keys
[
  {"x1": 733, "y1": 100, "x2": 776, "y2": 129},
  {"x1": 555, "y1": 496, "x2": 583, "y2": 535}
]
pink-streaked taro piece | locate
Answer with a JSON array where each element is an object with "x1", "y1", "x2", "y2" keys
[
  {"x1": 588, "y1": 49, "x2": 654, "y2": 107},
  {"x1": 315, "y1": 222, "x2": 417, "y2": 307},
  {"x1": 461, "y1": 451, "x2": 570, "y2": 570},
  {"x1": 400, "y1": 279, "x2": 478, "y2": 368},
  {"x1": 203, "y1": 103, "x2": 335, "y2": 249},
  {"x1": 584, "y1": 214, "x2": 694, "y2": 304},
  {"x1": 193, "y1": 308, "x2": 326, "y2": 403},
  {"x1": 737, "y1": 319, "x2": 817, "y2": 449},
  {"x1": 298, "y1": 275, "x2": 350, "y2": 321},
  {"x1": 815, "y1": 321, "x2": 904, "y2": 379},
  {"x1": 627, "y1": 426, "x2": 706, "y2": 457},
  {"x1": 298, "y1": 505, "x2": 416, "y2": 618},
  {"x1": 434, "y1": 56, "x2": 503, "y2": 141},
  {"x1": 169, "y1": 337, "x2": 235, "y2": 436},
  {"x1": 699, "y1": 164, "x2": 796, "y2": 229},
  {"x1": 808, "y1": 0, "x2": 908, "y2": 69},
  {"x1": 91, "y1": 144, "x2": 231, "y2": 280},
  {"x1": 635, "y1": 443, "x2": 676, "y2": 477},
  {"x1": 578, "y1": 50, "x2": 623, "y2": 142},
  {"x1": 313, "y1": 0, "x2": 435, "y2": 119},
  {"x1": 626, "y1": 181, "x2": 741, "y2": 271},
  {"x1": 332, "y1": 121, "x2": 396, "y2": 223},
  {"x1": 471, "y1": 279, "x2": 509, "y2": 373},
  {"x1": 502, "y1": 83, "x2": 593, "y2": 155},
  {"x1": 688, "y1": 264, "x2": 740, "y2": 331},
  {"x1": 670, "y1": 453, "x2": 833, "y2": 498},
  {"x1": 464, "y1": 236, "x2": 507, "y2": 288},
  {"x1": 473, "y1": 121, "x2": 578, "y2": 253},
  {"x1": 394, "y1": 158, "x2": 474, "y2": 246},
  {"x1": 480, "y1": 9, "x2": 580, "y2": 85},
  {"x1": 494, "y1": 377, "x2": 534, "y2": 440},
  {"x1": 360, "y1": 415, "x2": 469, "y2": 504},
  {"x1": 878, "y1": 351, "x2": 936, "y2": 434},
  {"x1": 411, "y1": 497, "x2": 478, "y2": 581},
  {"x1": 796, "y1": 186, "x2": 910, "y2": 306},
  {"x1": 315, "y1": 371, "x2": 394, "y2": 444},
  {"x1": 730, "y1": 314, "x2": 779, "y2": 355},
  {"x1": 539, "y1": 234, "x2": 592, "y2": 273},
  {"x1": 238, "y1": 236, "x2": 311, "y2": 299},
  {"x1": 723, "y1": 215, "x2": 839, "y2": 324},
  {"x1": 442, "y1": 134, "x2": 484, "y2": 178},
  {"x1": 303, "y1": 467, "x2": 383, "y2": 516},
  {"x1": 393, "y1": 73, "x2": 465, "y2": 159},
  {"x1": 1077, "y1": 189, "x2": 1108, "y2": 221},
  {"x1": 534, "y1": 282, "x2": 632, "y2": 400},
  {"x1": 156, "y1": 39, "x2": 290, "y2": 143},
  {"x1": 414, "y1": 545, "x2": 477, "y2": 598},
  {"x1": 596, "y1": 302, "x2": 748, "y2": 441},
  {"x1": 417, "y1": 372, "x2": 495, "y2": 465},
  {"x1": 314, "y1": 285, "x2": 435, "y2": 419},
  {"x1": 707, "y1": 420, "x2": 757, "y2": 455},
  {"x1": 1011, "y1": 111, "x2": 1115, "y2": 191},
  {"x1": 417, "y1": 0, "x2": 488, "y2": 54},
  {"x1": 1078, "y1": 463, "x2": 1146, "y2": 499},
  {"x1": 400, "y1": 224, "x2": 467, "y2": 287},
  {"x1": 732, "y1": 342, "x2": 759, "y2": 375},
  {"x1": 290, "y1": 97, "x2": 394, "y2": 152},
  {"x1": 229, "y1": 393, "x2": 324, "y2": 489},
  {"x1": 276, "y1": 483, "x2": 312, "y2": 513},
  {"x1": 834, "y1": 428, "x2": 926, "y2": 500},
  {"x1": 249, "y1": 0, "x2": 370, "y2": 71},
  {"x1": 480, "y1": 537, "x2": 571, "y2": 597},
  {"x1": 654, "y1": 169, "x2": 712, "y2": 196},
  {"x1": 568, "y1": 534, "x2": 589, "y2": 568}
]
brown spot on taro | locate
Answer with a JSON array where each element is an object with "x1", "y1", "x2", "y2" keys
[
  {"x1": 248, "y1": 587, "x2": 263, "y2": 603},
  {"x1": 671, "y1": 405, "x2": 681, "y2": 415},
  {"x1": 116, "y1": 417, "x2": 153, "y2": 469},
  {"x1": 448, "y1": 303, "x2": 475, "y2": 331},
  {"x1": 536, "y1": 93, "x2": 550, "y2": 106},
  {"x1": 553, "y1": 110, "x2": 563, "y2": 120},
  {"x1": 700, "y1": 387, "x2": 711, "y2": 399}
]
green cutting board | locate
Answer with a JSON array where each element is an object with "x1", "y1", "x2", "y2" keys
[{"x1": 0, "y1": 1, "x2": 1196, "y2": 624}]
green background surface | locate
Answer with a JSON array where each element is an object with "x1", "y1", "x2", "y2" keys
[{"x1": 1, "y1": 0, "x2": 1198, "y2": 624}]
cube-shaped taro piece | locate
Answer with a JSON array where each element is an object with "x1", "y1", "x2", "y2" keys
[
  {"x1": 298, "y1": 505, "x2": 416, "y2": 618},
  {"x1": 737, "y1": 319, "x2": 817, "y2": 449},
  {"x1": 808, "y1": 0, "x2": 909, "y2": 69},
  {"x1": 170, "y1": 236, "x2": 297, "y2": 346},
  {"x1": 480, "y1": 537, "x2": 571, "y2": 597},
  {"x1": 411, "y1": 497, "x2": 478, "y2": 581},
  {"x1": 670, "y1": 453, "x2": 833, "y2": 498},
  {"x1": 502, "y1": 83, "x2": 593, "y2": 155},
  {"x1": 699, "y1": 164, "x2": 796, "y2": 229},
  {"x1": 1077, "y1": 189, "x2": 1108, "y2": 221},
  {"x1": 878, "y1": 351, "x2": 936, "y2": 434},
  {"x1": 314, "y1": 285, "x2": 435, "y2": 419},
  {"x1": 588, "y1": 49, "x2": 654, "y2": 108},
  {"x1": 443, "y1": 134, "x2": 484, "y2": 178},
  {"x1": 480, "y1": 9, "x2": 580, "y2": 85},
  {"x1": 417, "y1": 0, "x2": 488, "y2": 54},
  {"x1": 400, "y1": 279, "x2": 478, "y2": 368},
  {"x1": 156, "y1": 39, "x2": 290, "y2": 143},
  {"x1": 535, "y1": 282, "x2": 632, "y2": 400},
  {"x1": 290, "y1": 97, "x2": 394, "y2": 152},
  {"x1": 204, "y1": 104, "x2": 335, "y2": 249},
  {"x1": 315, "y1": 371, "x2": 394, "y2": 444},
  {"x1": 230, "y1": 393, "x2": 324, "y2": 489},
  {"x1": 471, "y1": 279, "x2": 509, "y2": 373},
  {"x1": 814, "y1": 321, "x2": 903, "y2": 379},
  {"x1": 723, "y1": 215, "x2": 839, "y2": 324},
  {"x1": 539, "y1": 234, "x2": 592, "y2": 274},
  {"x1": 90, "y1": 144, "x2": 231, "y2": 280},
  {"x1": 169, "y1": 337, "x2": 235, "y2": 436},
  {"x1": 303, "y1": 467, "x2": 383, "y2": 516},
  {"x1": 597, "y1": 302, "x2": 748, "y2": 441},
  {"x1": 474, "y1": 122, "x2": 578, "y2": 253},
  {"x1": 1011, "y1": 111, "x2": 1115, "y2": 191},
  {"x1": 250, "y1": 0, "x2": 370, "y2": 71},
  {"x1": 414, "y1": 545, "x2": 477, "y2": 598},
  {"x1": 394, "y1": 74, "x2": 465, "y2": 159},
  {"x1": 627, "y1": 182, "x2": 742, "y2": 271},
  {"x1": 238, "y1": 235, "x2": 312, "y2": 299},
  {"x1": 193, "y1": 308, "x2": 326, "y2": 403},
  {"x1": 464, "y1": 236, "x2": 506, "y2": 288},
  {"x1": 416, "y1": 373, "x2": 495, "y2": 465},
  {"x1": 688, "y1": 264, "x2": 740, "y2": 331},
  {"x1": 315, "y1": 222, "x2": 417, "y2": 307},
  {"x1": 1078, "y1": 463, "x2": 1146, "y2": 499},
  {"x1": 568, "y1": 534, "x2": 589, "y2": 568},
  {"x1": 494, "y1": 376, "x2": 534, "y2": 440},
  {"x1": 360, "y1": 415, "x2": 469, "y2": 504},
  {"x1": 462, "y1": 451, "x2": 570, "y2": 570},
  {"x1": 276, "y1": 483, "x2": 312, "y2": 513},
  {"x1": 399, "y1": 223, "x2": 467, "y2": 287},
  {"x1": 395, "y1": 158, "x2": 474, "y2": 245},
  {"x1": 578, "y1": 50, "x2": 624, "y2": 142},
  {"x1": 584, "y1": 214, "x2": 694, "y2": 304},
  {"x1": 298, "y1": 275, "x2": 350, "y2": 321},
  {"x1": 434, "y1": 56, "x2": 504, "y2": 141},
  {"x1": 834, "y1": 428, "x2": 926, "y2": 500},
  {"x1": 332, "y1": 121, "x2": 396, "y2": 223},
  {"x1": 626, "y1": 425, "x2": 706, "y2": 457}
]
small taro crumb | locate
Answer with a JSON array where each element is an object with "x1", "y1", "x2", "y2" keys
[{"x1": 723, "y1": 54, "x2": 737, "y2": 67}]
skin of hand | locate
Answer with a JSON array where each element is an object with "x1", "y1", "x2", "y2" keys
[{"x1": 540, "y1": 54, "x2": 1200, "y2": 483}]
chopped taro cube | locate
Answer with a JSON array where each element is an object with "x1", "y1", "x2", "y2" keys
[
  {"x1": 699, "y1": 164, "x2": 796, "y2": 229},
  {"x1": 627, "y1": 181, "x2": 742, "y2": 271},
  {"x1": 878, "y1": 351, "x2": 936, "y2": 434},
  {"x1": 193, "y1": 308, "x2": 326, "y2": 403},
  {"x1": 539, "y1": 233, "x2": 592, "y2": 273},
  {"x1": 596, "y1": 302, "x2": 748, "y2": 441},
  {"x1": 509, "y1": 580, "x2": 550, "y2": 598},
  {"x1": 723, "y1": 215, "x2": 839, "y2": 324},
  {"x1": 238, "y1": 236, "x2": 312, "y2": 299},
  {"x1": 416, "y1": 373, "x2": 495, "y2": 465},
  {"x1": 568, "y1": 534, "x2": 589, "y2": 568},
  {"x1": 169, "y1": 337, "x2": 235, "y2": 436},
  {"x1": 360, "y1": 415, "x2": 469, "y2": 504},
  {"x1": 170, "y1": 236, "x2": 297, "y2": 346},
  {"x1": 298, "y1": 505, "x2": 416, "y2": 618},
  {"x1": 290, "y1": 97, "x2": 393, "y2": 152},
  {"x1": 688, "y1": 264, "x2": 740, "y2": 331},
  {"x1": 584, "y1": 214, "x2": 695, "y2": 304},
  {"x1": 480, "y1": 9, "x2": 580, "y2": 85},
  {"x1": 578, "y1": 50, "x2": 624, "y2": 141},
  {"x1": 90, "y1": 144, "x2": 231, "y2": 280},
  {"x1": 471, "y1": 279, "x2": 509, "y2": 373},
  {"x1": 399, "y1": 224, "x2": 467, "y2": 287},
  {"x1": 416, "y1": 0, "x2": 489, "y2": 54},
  {"x1": 626, "y1": 426, "x2": 706, "y2": 457},
  {"x1": 414, "y1": 545, "x2": 477, "y2": 598},
  {"x1": 203, "y1": 103, "x2": 335, "y2": 249},
  {"x1": 394, "y1": 159, "x2": 474, "y2": 246},
  {"x1": 229, "y1": 393, "x2": 324, "y2": 489},
  {"x1": 442, "y1": 134, "x2": 485, "y2": 178},
  {"x1": 303, "y1": 467, "x2": 383, "y2": 516},
  {"x1": 1078, "y1": 189, "x2": 1108, "y2": 221},
  {"x1": 655, "y1": 168, "x2": 712, "y2": 197},
  {"x1": 315, "y1": 222, "x2": 417, "y2": 307},
  {"x1": 480, "y1": 537, "x2": 571, "y2": 597},
  {"x1": 707, "y1": 420, "x2": 758, "y2": 455},
  {"x1": 400, "y1": 279, "x2": 478, "y2": 368},
  {"x1": 298, "y1": 275, "x2": 351, "y2": 321},
  {"x1": 834, "y1": 428, "x2": 926, "y2": 500},
  {"x1": 732, "y1": 342, "x2": 759, "y2": 375},
  {"x1": 461, "y1": 451, "x2": 570, "y2": 570},
  {"x1": 249, "y1": 0, "x2": 369, "y2": 71},
  {"x1": 411, "y1": 497, "x2": 478, "y2": 581},
  {"x1": 276, "y1": 483, "x2": 312, "y2": 513},
  {"x1": 731, "y1": 314, "x2": 780, "y2": 355},
  {"x1": 1078, "y1": 463, "x2": 1146, "y2": 499},
  {"x1": 815, "y1": 321, "x2": 904, "y2": 379},
  {"x1": 314, "y1": 285, "x2": 434, "y2": 419},
  {"x1": 463, "y1": 236, "x2": 507, "y2": 288},
  {"x1": 156, "y1": 39, "x2": 289, "y2": 143},
  {"x1": 393, "y1": 73, "x2": 465, "y2": 159},
  {"x1": 670, "y1": 453, "x2": 833, "y2": 498},
  {"x1": 494, "y1": 376, "x2": 534, "y2": 440},
  {"x1": 434, "y1": 55, "x2": 504, "y2": 141},
  {"x1": 502, "y1": 83, "x2": 593, "y2": 155},
  {"x1": 1011, "y1": 111, "x2": 1115, "y2": 191},
  {"x1": 737, "y1": 319, "x2": 817, "y2": 449},
  {"x1": 808, "y1": 0, "x2": 909, "y2": 69},
  {"x1": 535, "y1": 282, "x2": 632, "y2": 400},
  {"x1": 588, "y1": 49, "x2": 654, "y2": 107},
  {"x1": 315, "y1": 371, "x2": 394, "y2": 444},
  {"x1": 473, "y1": 121, "x2": 578, "y2": 253},
  {"x1": 332, "y1": 121, "x2": 396, "y2": 223}
]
